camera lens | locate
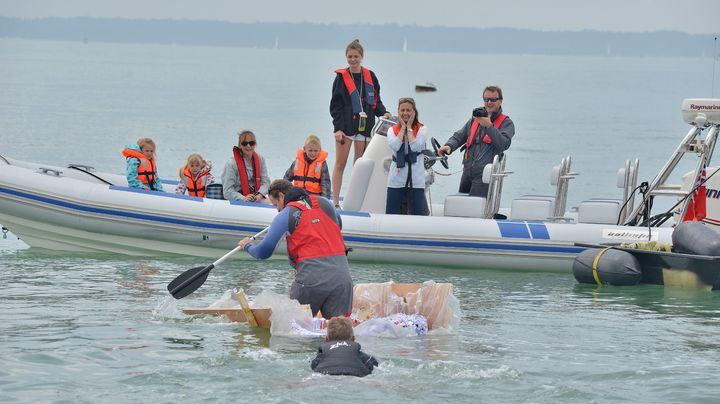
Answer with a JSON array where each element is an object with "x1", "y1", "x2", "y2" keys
[{"x1": 472, "y1": 107, "x2": 488, "y2": 118}]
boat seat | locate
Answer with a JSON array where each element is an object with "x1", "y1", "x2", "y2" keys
[
  {"x1": 443, "y1": 193, "x2": 487, "y2": 218},
  {"x1": 509, "y1": 195, "x2": 555, "y2": 221},
  {"x1": 577, "y1": 198, "x2": 622, "y2": 224}
]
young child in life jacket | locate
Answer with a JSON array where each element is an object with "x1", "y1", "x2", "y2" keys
[
  {"x1": 283, "y1": 135, "x2": 331, "y2": 198},
  {"x1": 311, "y1": 317, "x2": 379, "y2": 377},
  {"x1": 175, "y1": 153, "x2": 214, "y2": 197},
  {"x1": 122, "y1": 137, "x2": 164, "y2": 191}
]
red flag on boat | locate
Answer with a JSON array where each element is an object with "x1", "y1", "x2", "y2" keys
[{"x1": 682, "y1": 163, "x2": 707, "y2": 222}]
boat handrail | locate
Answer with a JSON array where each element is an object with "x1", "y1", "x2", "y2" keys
[
  {"x1": 483, "y1": 155, "x2": 512, "y2": 218},
  {"x1": 68, "y1": 164, "x2": 114, "y2": 186},
  {"x1": 648, "y1": 189, "x2": 691, "y2": 197},
  {"x1": 37, "y1": 167, "x2": 63, "y2": 177},
  {"x1": 623, "y1": 120, "x2": 719, "y2": 226},
  {"x1": 551, "y1": 156, "x2": 578, "y2": 221},
  {"x1": 617, "y1": 158, "x2": 639, "y2": 223},
  {"x1": 68, "y1": 163, "x2": 96, "y2": 172}
]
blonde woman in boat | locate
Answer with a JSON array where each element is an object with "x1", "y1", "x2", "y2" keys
[
  {"x1": 329, "y1": 38, "x2": 392, "y2": 207},
  {"x1": 221, "y1": 130, "x2": 270, "y2": 203}
]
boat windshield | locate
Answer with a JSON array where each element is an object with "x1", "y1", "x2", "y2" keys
[{"x1": 373, "y1": 117, "x2": 397, "y2": 138}]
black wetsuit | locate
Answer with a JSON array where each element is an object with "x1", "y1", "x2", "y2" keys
[{"x1": 311, "y1": 340, "x2": 379, "y2": 377}]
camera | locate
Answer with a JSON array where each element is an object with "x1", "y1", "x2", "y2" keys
[{"x1": 472, "y1": 107, "x2": 488, "y2": 118}]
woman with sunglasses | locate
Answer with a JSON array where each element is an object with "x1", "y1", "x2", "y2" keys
[
  {"x1": 436, "y1": 85, "x2": 515, "y2": 198},
  {"x1": 221, "y1": 130, "x2": 271, "y2": 202},
  {"x1": 329, "y1": 38, "x2": 392, "y2": 207},
  {"x1": 386, "y1": 97, "x2": 428, "y2": 215}
]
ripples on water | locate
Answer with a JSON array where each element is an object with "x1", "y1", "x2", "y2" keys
[{"x1": 1, "y1": 244, "x2": 719, "y2": 403}]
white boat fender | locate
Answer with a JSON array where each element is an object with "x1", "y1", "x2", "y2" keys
[
  {"x1": 671, "y1": 221, "x2": 720, "y2": 256},
  {"x1": 572, "y1": 248, "x2": 642, "y2": 286}
]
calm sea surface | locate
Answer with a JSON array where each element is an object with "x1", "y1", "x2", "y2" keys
[{"x1": 1, "y1": 38, "x2": 719, "y2": 403}]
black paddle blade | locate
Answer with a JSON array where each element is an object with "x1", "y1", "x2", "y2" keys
[{"x1": 167, "y1": 264, "x2": 214, "y2": 299}]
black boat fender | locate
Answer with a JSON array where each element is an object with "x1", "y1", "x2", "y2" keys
[
  {"x1": 672, "y1": 221, "x2": 720, "y2": 256},
  {"x1": 573, "y1": 248, "x2": 642, "y2": 286}
]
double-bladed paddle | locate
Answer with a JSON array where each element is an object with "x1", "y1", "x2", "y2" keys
[{"x1": 167, "y1": 227, "x2": 269, "y2": 299}]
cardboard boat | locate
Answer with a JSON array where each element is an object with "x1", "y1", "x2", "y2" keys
[{"x1": 183, "y1": 281, "x2": 458, "y2": 331}]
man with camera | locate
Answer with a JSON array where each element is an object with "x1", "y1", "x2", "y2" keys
[{"x1": 437, "y1": 85, "x2": 515, "y2": 197}]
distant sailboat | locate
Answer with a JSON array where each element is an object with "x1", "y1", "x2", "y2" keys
[
  {"x1": 274, "y1": 36, "x2": 279, "y2": 50},
  {"x1": 402, "y1": 37, "x2": 407, "y2": 53},
  {"x1": 607, "y1": 43, "x2": 612, "y2": 56}
]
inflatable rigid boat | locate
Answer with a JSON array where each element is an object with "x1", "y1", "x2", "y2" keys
[{"x1": 1, "y1": 99, "x2": 719, "y2": 272}]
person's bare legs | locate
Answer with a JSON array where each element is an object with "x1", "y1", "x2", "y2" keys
[
  {"x1": 332, "y1": 138, "x2": 352, "y2": 205},
  {"x1": 353, "y1": 138, "x2": 368, "y2": 162}
]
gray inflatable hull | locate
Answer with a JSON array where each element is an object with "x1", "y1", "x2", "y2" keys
[
  {"x1": 573, "y1": 248, "x2": 642, "y2": 286},
  {"x1": 672, "y1": 221, "x2": 720, "y2": 256}
]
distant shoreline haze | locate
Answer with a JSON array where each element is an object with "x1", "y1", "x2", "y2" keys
[{"x1": 0, "y1": 16, "x2": 715, "y2": 57}]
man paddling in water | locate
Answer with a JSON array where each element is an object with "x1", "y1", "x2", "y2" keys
[{"x1": 238, "y1": 179, "x2": 353, "y2": 318}]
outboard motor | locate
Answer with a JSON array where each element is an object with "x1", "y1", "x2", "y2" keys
[{"x1": 573, "y1": 248, "x2": 642, "y2": 286}]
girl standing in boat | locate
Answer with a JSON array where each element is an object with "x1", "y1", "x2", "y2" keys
[
  {"x1": 330, "y1": 38, "x2": 391, "y2": 207},
  {"x1": 386, "y1": 97, "x2": 428, "y2": 215},
  {"x1": 221, "y1": 130, "x2": 270, "y2": 203},
  {"x1": 122, "y1": 137, "x2": 164, "y2": 191}
]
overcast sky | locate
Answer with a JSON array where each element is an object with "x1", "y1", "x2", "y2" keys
[{"x1": 1, "y1": 0, "x2": 717, "y2": 35}]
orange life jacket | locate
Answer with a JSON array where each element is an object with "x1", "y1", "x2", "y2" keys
[
  {"x1": 290, "y1": 149, "x2": 328, "y2": 195},
  {"x1": 390, "y1": 123, "x2": 422, "y2": 137},
  {"x1": 334, "y1": 67, "x2": 377, "y2": 113},
  {"x1": 232, "y1": 146, "x2": 262, "y2": 196},
  {"x1": 122, "y1": 148, "x2": 158, "y2": 189},
  {"x1": 286, "y1": 195, "x2": 347, "y2": 266},
  {"x1": 465, "y1": 113, "x2": 508, "y2": 158},
  {"x1": 181, "y1": 166, "x2": 210, "y2": 197}
]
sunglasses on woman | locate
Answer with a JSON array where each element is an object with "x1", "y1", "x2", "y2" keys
[{"x1": 241, "y1": 141, "x2": 256, "y2": 146}]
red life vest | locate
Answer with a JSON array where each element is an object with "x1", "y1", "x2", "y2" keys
[
  {"x1": 122, "y1": 148, "x2": 158, "y2": 189},
  {"x1": 466, "y1": 113, "x2": 508, "y2": 149},
  {"x1": 290, "y1": 149, "x2": 328, "y2": 195},
  {"x1": 286, "y1": 195, "x2": 347, "y2": 265},
  {"x1": 232, "y1": 146, "x2": 262, "y2": 196},
  {"x1": 181, "y1": 166, "x2": 210, "y2": 197},
  {"x1": 334, "y1": 67, "x2": 377, "y2": 113},
  {"x1": 390, "y1": 122, "x2": 422, "y2": 137}
]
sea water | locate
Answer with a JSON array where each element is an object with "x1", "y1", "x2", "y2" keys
[{"x1": 1, "y1": 38, "x2": 719, "y2": 402}]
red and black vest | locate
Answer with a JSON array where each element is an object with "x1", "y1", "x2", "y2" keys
[
  {"x1": 290, "y1": 149, "x2": 328, "y2": 195},
  {"x1": 122, "y1": 148, "x2": 158, "y2": 189},
  {"x1": 335, "y1": 67, "x2": 377, "y2": 114},
  {"x1": 181, "y1": 166, "x2": 210, "y2": 197},
  {"x1": 465, "y1": 113, "x2": 508, "y2": 158},
  {"x1": 286, "y1": 195, "x2": 346, "y2": 266},
  {"x1": 232, "y1": 146, "x2": 261, "y2": 196}
]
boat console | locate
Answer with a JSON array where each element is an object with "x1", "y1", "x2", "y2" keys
[{"x1": 681, "y1": 98, "x2": 720, "y2": 127}]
